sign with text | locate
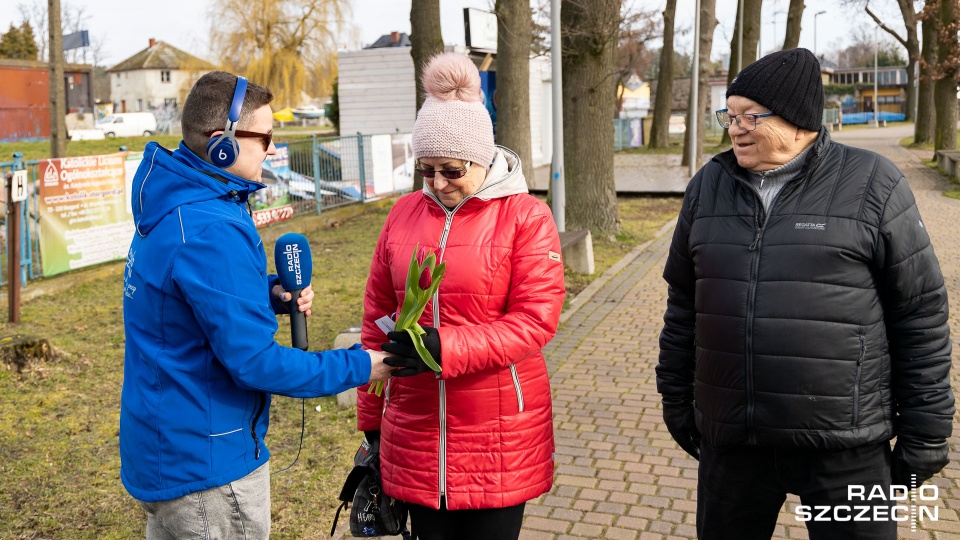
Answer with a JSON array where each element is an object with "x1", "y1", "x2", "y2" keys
[
  {"x1": 11, "y1": 170, "x2": 28, "y2": 202},
  {"x1": 37, "y1": 153, "x2": 135, "y2": 276}
]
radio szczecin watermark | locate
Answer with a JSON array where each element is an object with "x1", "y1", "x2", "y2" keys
[{"x1": 795, "y1": 477, "x2": 939, "y2": 530}]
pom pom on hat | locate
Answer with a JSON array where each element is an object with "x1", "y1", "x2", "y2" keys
[{"x1": 413, "y1": 53, "x2": 496, "y2": 167}]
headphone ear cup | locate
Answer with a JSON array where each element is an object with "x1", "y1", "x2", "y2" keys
[{"x1": 207, "y1": 135, "x2": 239, "y2": 168}]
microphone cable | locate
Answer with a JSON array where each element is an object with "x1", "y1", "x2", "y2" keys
[{"x1": 271, "y1": 398, "x2": 306, "y2": 476}]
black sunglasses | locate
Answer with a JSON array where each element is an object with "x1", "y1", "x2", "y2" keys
[
  {"x1": 204, "y1": 129, "x2": 274, "y2": 151},
  {"x1": 415, "y1": 161, "x2": 471, "y2": 180}
]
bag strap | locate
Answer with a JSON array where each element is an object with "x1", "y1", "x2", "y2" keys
[{"x1": 330, "y1": 500, "x2": 348, "y2": 538}]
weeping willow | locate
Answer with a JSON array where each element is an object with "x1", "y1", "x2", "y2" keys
[{"x1": 209, "y1": 0, "x2": 347, "y2": 106}]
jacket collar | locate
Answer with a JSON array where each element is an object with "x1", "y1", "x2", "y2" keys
[{"x1": 715, "y1": 128, "x2": 831, "y2": 182}]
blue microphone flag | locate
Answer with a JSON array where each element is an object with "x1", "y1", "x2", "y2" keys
[{"x1": 274, "y1": 233, "x2": 313, "y2": 292}]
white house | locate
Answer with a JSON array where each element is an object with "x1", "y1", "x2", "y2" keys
[
  {"x1": 107, "y1": 39, "x2": 214, "y2": 113},
  {"x1": 337, "y1": 36, "x2": 554, "y2": 168}
]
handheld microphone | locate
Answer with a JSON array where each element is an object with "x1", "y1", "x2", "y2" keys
[{"x1": 274, "y1": 233, "x2": 313, "y2": 350}]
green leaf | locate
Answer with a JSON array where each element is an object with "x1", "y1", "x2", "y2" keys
[{"x1": 406, "y1": 325, "x2": 441, "y2": 372}]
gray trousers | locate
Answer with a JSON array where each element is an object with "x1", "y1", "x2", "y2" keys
[{"x1": 138, "y1": 462, "x2": 271, "y2": 540}]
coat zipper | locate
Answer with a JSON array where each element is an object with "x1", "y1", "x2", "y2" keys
[
  {"x1": 853, "y1": 334, "x2": 865, "y2": 426},
  {"x1": 251, "y1": 392, "x2": 266, "y2": 459},
  {"x1": 432, "y1": 206, "x2": 456, "y2": 506},
  {"x1": 509, "y1": 365, "x2": 525, "y2": 412}
]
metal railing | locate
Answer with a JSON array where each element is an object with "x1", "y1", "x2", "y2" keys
[{"x1": 0, "y1": 153, "x2": 43, "y2": 287}]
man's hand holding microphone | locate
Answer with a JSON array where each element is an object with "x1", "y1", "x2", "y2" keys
[{"x1": 273, "y1": 233, "x2": 409, "y2": 383}]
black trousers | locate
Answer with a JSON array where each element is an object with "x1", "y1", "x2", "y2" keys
[
  {"x1": 697, "y1": 441, "x2": 897, "y2": 540},
  {"x1": 406, "y1": 500, "x2": 525, "y2": 540}
]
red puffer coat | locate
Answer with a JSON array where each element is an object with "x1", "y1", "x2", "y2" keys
[{"x1": 357, "y1": 147, "x2": 565, "y2": 510}]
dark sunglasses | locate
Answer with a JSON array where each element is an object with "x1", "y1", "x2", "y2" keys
[
  {"x1": 204, "y1": 129, "x2": 274, "y2": 151},
  {"x1": 415, "y1": 161, "x2": 471, "y2": 180}
]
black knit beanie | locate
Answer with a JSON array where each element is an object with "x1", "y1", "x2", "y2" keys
[{"x1": 726, "y1": 48, "x2": 824, "y2": 132}]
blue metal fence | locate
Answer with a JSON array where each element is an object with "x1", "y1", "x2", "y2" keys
[{"x1": 0, "y1": 153, "x2": 43, "y2": 287}]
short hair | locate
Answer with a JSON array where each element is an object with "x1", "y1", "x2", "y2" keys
[{"x1": 181, "y1": 71, "x2": 274, "y2": 157}]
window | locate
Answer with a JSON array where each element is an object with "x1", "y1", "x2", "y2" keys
[
  {"x1": 161, "y1": 70, "x2": 171, "y2": 83},
  {"x1": 138, "y1": 99, "x2": 143, "y2": 111}
]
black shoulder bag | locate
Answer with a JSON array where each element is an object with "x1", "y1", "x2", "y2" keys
[{"x1": 331, "y1": 437, "x2": 410, "y2": 538}]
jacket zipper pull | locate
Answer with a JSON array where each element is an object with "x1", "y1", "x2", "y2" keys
[{"x1": 749, "y1": 228, "x2": 763, "y2": 251}]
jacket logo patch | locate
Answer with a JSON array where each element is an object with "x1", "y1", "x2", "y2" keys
[
  {"x1": 548, "y1": 251, "x2": 562, "y2": 262},
  {"x1": 795, "y1": 222, "x2": 826, "y2": 231}
]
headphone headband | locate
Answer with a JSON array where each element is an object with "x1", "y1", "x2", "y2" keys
[{"x1": 228, "y1": 76, "x2": 248, "y2": 124}]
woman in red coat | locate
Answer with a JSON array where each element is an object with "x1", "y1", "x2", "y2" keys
[{"x1": 357, "y1": 52, "x2": 565, "y2": 540}]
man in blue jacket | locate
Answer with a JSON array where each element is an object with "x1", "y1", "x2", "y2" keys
[{"x1": 120, "y1": 71, "x2": 399, "y2": 539}]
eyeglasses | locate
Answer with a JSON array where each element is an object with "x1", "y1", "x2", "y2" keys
[
  {"x1": 415, "y1": 161, "x2": 471, "y2": 180},
  {"x1": 204, "y1": 129, "x2": 274, "y2": 151},
  {"x1": 715, "y1": 109, "x2": 776, "y2": 132}
]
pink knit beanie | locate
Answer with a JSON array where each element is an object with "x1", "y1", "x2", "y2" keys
[{"x1": 412, "y1": 53, "x2": 496, "y2": 168}]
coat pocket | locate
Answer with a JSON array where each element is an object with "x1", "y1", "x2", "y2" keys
[
  {"x1": 509, "y1": 364, "x2": 525, "y2": 413},
  {"x1": 853, "y1": 334, "x2": 865, "y2": 427}
]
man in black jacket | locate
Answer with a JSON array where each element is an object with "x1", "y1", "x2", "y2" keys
[{"x1": 657, "y1": 48, "x2": 954, "y2": 539}]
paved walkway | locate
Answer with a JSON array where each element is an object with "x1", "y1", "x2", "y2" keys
[
  {"x1": 531, "y1": 153, "x2": 691, "y2": 194},
  {"x1": 524, "y1": 125, "x2": 960, "y2": 539}
]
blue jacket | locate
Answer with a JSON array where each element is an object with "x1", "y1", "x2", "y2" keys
[{"x1": 120, "y1": 142, "x2": 371, "y2": 502}]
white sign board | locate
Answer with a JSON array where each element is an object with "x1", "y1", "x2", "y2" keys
[
  {"x1": 464, "y1": 8, "x2": 498, "y2": 51},
  {"x1": 11, "y1": 170, "x2": 28, "y2": 202}
]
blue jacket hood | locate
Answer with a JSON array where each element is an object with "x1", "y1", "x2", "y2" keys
[{"x1": 133, "y1": 141, "x2": 265, "y2": 236}]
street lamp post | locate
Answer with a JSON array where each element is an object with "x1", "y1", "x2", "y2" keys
[
  {"x1": 814, "y1": 10, "x2": 826, "y2": 56},
  {"x1": 874, "y1": 26, "x2": 879, "y2": 127}
]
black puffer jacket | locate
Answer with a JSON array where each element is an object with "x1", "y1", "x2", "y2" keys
[{"x1": 657, "y1": 130, "x2": 954, "y2": 449}]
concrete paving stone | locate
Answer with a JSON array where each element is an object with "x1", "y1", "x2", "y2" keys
[
  {"x1": 527, "y1": 503, "x2": 553, "y2": 517},
  {"x1": 616, "y1": 515, "x2": 653, "y2": 531},
  {"x1": 570, "y1": 523, "x2": 604, "y2": 537},
  {"x1": 519, "y1": 529, "x2": 557, "y2": 540},
  {"x1": 573, "y1": 500, "x2": 597, "y2": 512},
  {"x1": 673, "y1": 524, "x2": 698, "y2": 538},
  {"x1": 598, "y1": 470, "x2": 628, "y2": 483},
  {"x1": 609, "y1": 492, "x2": 641, "y2": 505},
  {"x1": 628, "y1": 482, "x2": 659, "y2": 496},
  {"x1": 640, "y1": 495, "x2": 672, "y2": 509},
  {"x1": 659, "y1": 509, "x2": 684, "y2": 524},
  {"x1": 572, "y1": 456, "x2": 594, "y2": 467},
  {"x1": 604, "y1": 527, "x2": 640, "y2": 540},
  {"x1": 541, "y1": 495, "x2": 576, "y2": 508},
  {"x1": 556, "y1": 464, "x2": 598, "y2": 477},
  {"x1": 638, "y1": 533, "x2": 665, "y2": 540},
  {"x1": 670, "y1": 499, "x2": 697, "y2": 513},
  {"x1": 657, "y1": 487, "x2": 690, "y2": 500},
  {"x1": 524, "y1": 516, "x2": 570, "y2": 534},
  {"x1": 648, "y1": 520, "x2": 675, "y2": 534},
  {"x1": 582, "y1": 511, "x2": 617, "y2": 526},
  {"x1": 550, "y1": 508, "x2": 586, "y2": 522},
  {"x1": 556, "y1": 536, "x2": 591, "y2": 540}
]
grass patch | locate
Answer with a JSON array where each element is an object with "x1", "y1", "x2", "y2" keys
[
  {"x1": 618, "y1": 134, "x2": 727, "y2": 156},
  {"x1": 0, "y1": 192, "x2": 680, "y2": 538}
]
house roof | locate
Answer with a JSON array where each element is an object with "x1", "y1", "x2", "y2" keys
[
  {"x1": 365, "y1": 32, "x2": 411, "y2": 49},
  {"x1": 107, "y1": 40, "x2": 215, "y2": 73}
]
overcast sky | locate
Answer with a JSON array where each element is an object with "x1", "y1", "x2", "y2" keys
[{"x1": 0, "y1": 0, "x2": 905, "y2": 70}]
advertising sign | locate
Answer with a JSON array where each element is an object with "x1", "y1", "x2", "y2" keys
[
  {"x1": 37, "y1": 154, "x2": 134, "y2": 276},
  {"x1": 253, "y1": 142, "x2": 295, "y2": 228}
]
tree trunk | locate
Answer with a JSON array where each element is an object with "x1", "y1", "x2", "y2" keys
[
  {"x1": 916, "y1": 7, "x2": 937, "y2": 144},
  {"x1": 720, "y1": 0, "x2": 763, "y2": 146},
  {"x1": 864, "y1": 1, "x2": 919, "y2": 123},
  {"x1": 410, "y1": 0, "x2": 444, "y2": 191},
  {"x1": 561, "y1": 0, "x2": 621, "y2": 235},
  {"x1": 48, "y1": 0, "x2": 66, "y2": 158},
  {"x1": 782, "y1": 0, "x2": 804, "y2": 50},
  {"x1": 648, "y1": 0, "x2": 677, "y2": 148},
  {"x1": 681, "y1": 0, "x2": 717, "y2": 169},
  {"x1": 933, "y1": 0, "x2": 958, "y2": 152},
  {"x1": 495, "y1": 0, "x2": 534, "y2": 187}
]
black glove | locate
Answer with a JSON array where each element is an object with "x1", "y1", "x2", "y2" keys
[
  {"x1": 662, "y1": 399, "x2": 701, "y2": 460},
  {"x1": 364, "y1": 430, "x2": 381, "y2": 448},
  {"x1": 381, "y1": 326, "x2": 441, "y2": 377},
  {"x1": 891, "y1": 437, "x2": 949, "y2": 488}
]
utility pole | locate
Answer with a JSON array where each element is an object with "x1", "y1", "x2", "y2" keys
[
  {"x1": 814, "y1": 10, "x2": 826, "y2": 56},
  {"x1": 737, "y1": 0, "x2": 743, "y2": 75},
  {"x1": 874, "y1": 25, "x2": 879, "y2": 127},
  {"x1": 49, "y1": 0, "x2": 67, "y2": 157},
  {"x1": 550, "y1": 0, "x2": 564, "y2": 232}
]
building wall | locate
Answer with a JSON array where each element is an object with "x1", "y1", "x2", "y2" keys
[
  {"x1": 110, "y1": 68, "x2": 203, "y2": 111},
  {"x1": 338, "y1": 47, "x2": 417, "y2": 136}
]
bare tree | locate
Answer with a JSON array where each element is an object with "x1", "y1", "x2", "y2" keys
[
  {"x1": 720, "y1": 0, "x2": 763, "y2": 146},
  {"x1": 648, "y1": 0, "x2": 677, "y2": 148},
  {"x1": 561, "y1": 0, "x2": 622, "y2": 235},
  {"x1": 410, "y1": 0, "x2": 444, "y2": 192},
  {"x1": 495, "y1": 0, "x2": 534, "y2": 186},
  {"x1": 782, "y1": 0, "x2": 805, "y2": 50},
  {"x1": 931, "y1": 0, "x2": 958, "y2": 151},
  {"x1": 916, "y1": 3, "x2": 937, "y2": 144},
  {"x1": 615, "y1": 5, "x2": 660, "y2": 116},
  {"x1": 681, "y1": 0, "x2": 717, "y2": 169}
]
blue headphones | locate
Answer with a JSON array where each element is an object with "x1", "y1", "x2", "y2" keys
[{"x1": 206, "y1": 75, "x2": 249, "y2": 168}]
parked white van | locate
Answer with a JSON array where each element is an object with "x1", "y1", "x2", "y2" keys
[{"x1": 96, "y1": 113, "x2": 157, "y2": 138}]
